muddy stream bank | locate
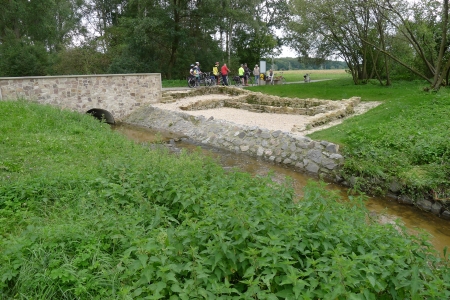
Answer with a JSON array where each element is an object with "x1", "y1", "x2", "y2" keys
[{"x1": 113, "y1": 123, "x2": 450, "y2": 255}]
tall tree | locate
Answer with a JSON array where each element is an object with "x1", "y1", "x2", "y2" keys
[
  {"x1": 0, "y1": 0, "x2": 83, "y2": 76},
  {"x1": 375, "y1": 0, "x2": 450, "y2": 89},
  {"x1": 287, "y1": 0, "x2": 380, "y2": 84}
]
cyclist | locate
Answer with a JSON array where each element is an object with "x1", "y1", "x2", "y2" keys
[
  {"x1": 238, "y1": 64, "x2": 245, "y2": 85},
  {"x1": 221, "y1": 63, "x2": 230, "y2": 86},
  {"x1": 244, "y1": 63, "x2": 251, "y2": 86},
  {"x1": 213, "y1": 62, "x2": 220, "y2": 84},
  {"x1": 194, "y1": 62, "x2": 201, "y2": 86}
]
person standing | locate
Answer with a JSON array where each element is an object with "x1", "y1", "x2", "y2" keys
[
  {"x1": 213, "y1": 62, "x2": 220, "y2": 84},
  {"x1": 194, "y1": 62, "x2": 201, "y2": 86},
  {"x1": 244, "y1": 63, "x2": 251, "y2": 86},
  {"x1": 238, "y1": 64, "x2": 245, "y2": 85},
  {"x1": 221, "y1": 63, "x2": 230, "y2": 86},
  {"x1": 267, "y1": 69, "x2": 274, "y2": 84},
  {"x1": 253, "y1": 64, "x2": 260, "y2": 85}
]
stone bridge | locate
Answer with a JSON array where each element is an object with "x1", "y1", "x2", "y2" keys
[{"x1": 0, "y1": 74, "x2": 161, "y2": 124}]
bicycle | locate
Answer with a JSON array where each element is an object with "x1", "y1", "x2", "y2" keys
[
  {"x1": 187, "y1": 75, "x2": 197, "y2": 88},
  {"x1": 232, "y1": 75, "x2": 243, "y2": 86},
  {"x1": 202, "y1": 72, "x2": 215, "y2": 86},
  {"x1": 247, "y1": 74, "x2": 254, "y2": 86},
  {"x1": 273, "y1": 72, "x2": 287, "y2": 85}
]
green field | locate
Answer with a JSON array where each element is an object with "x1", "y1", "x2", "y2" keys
[
  {"x1": 1, "y1": 100, "x2": 449, "y2": 298},
  {"x1": 247, "y1": 78, "x2": 450, "y2": 199}
]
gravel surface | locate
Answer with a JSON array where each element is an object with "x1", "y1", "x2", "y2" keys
[{"x1": 152, "y1": 94, "x2": 382, "y2": 136}]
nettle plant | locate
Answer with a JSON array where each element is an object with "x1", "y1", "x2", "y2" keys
[
  {"x1": 2, "y1": 156, "x2": 449, "y2": 299},
  {"x1": 1, "y1": 101, "x2": 449, "y2": 299}
]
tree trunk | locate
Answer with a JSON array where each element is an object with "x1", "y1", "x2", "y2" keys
[{"x1": 430, "y1": 0, "x2": 449, "y2": 90}]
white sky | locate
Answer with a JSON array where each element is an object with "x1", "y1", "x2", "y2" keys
[{"x1": 277, "y1": 46, "x2": 297, "y2": 58}]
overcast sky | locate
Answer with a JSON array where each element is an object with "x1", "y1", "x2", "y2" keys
[
  {"x1": 278, "y1": 46, "x2": 297, "y2": 58},
  {"x1": 277, "y1": 46, "x2": 297, "y2": 57}
]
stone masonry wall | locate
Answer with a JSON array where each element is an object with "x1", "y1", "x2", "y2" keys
[
  {"x1": 124, "y1": 106, "x2": 344, "y2": 180},
  {"x1": 0, "y1": 74, "x2": 161, "y2": 121}
]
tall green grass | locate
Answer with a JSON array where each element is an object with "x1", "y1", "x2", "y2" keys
[{"x1": 1, "y1": 100, "x2": 449, "y2": 299}]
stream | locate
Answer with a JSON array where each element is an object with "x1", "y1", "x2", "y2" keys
[{"x1": 113, "y1": 123, "x2": 450, "y2": 255}]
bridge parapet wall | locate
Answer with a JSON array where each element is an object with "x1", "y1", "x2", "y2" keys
[{"x1": 0, "y1": 74, "x2": 161, "y2": 120}]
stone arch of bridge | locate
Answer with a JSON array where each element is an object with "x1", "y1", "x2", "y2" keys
[{"x1": 86, "y1": 108, "x2": 115, "y2": 124}]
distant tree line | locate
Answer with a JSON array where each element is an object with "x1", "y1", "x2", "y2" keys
[{"x1": 1, "y1": 0, "x2": 450, "y2": 89}]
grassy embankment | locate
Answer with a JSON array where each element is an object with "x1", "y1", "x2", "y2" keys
[
  {"x1": 1, "y1": 100, "x2": 449, "y2": 298},
  {"x1": 248, "y1": 71, "x2": 450, "y2": 203}
]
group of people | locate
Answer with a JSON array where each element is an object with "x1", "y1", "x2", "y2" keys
[
  {"x1": 191, "y1": 61, "x2": 262, "y2": 86},
  {"x1": 238, "y1": 63, "x2": 260, "y2": 86},
  {"x1": 213, "y1": 62, "x2": 261, "y2": 86}
]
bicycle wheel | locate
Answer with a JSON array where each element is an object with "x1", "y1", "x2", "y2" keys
[
  {"x1": 234, "y1": 77, "x2": 241, "y2": 86},
  {"x1": 188, "y1": 77, "x2": 196, "y2": 88},
  {"x1": 205, "y1": 77, "x2": 213, "y2": 86},
  {"x1": 281, "y1": 77, "x2": 287, "y2": 85}
]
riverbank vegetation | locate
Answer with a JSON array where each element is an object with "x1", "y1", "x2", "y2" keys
[
  {"x1": 1, "y1": 100, "x2": 449, "y2": 298},
  {"x1": 250, "y1": 79, "x2": 450, "y2": 205}
]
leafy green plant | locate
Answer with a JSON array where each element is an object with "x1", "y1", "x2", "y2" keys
[{"x1": 1, "y1": 101, "x2": 449, "y2": 299}]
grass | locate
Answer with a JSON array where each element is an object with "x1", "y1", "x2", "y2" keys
[
  {"x1": 162, "y1": 79, "x2": 187, "y2": 88},
  {"x1": 162, "y1": 72, "x2": 449, "y2": 200},
  {"x1": 1, "y1": 100, "x2": 449, "y2": 298},
  {"x1": 278, "y1": 69, "x2": 350, "y2": 82},
  {"x1": 248, "y1": 78, "x2": 450, "y2": 199}
]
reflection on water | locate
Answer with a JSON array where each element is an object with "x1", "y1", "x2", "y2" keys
[{"x1": 113, "y1": 123, "x2": 450, "y2": 254}]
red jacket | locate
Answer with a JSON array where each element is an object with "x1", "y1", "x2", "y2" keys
[{"x1": 221, "y1": 65, "x2": 229, "y2": 75}]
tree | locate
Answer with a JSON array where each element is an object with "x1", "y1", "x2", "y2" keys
[
  {"x1": 0, "y1": 0, "x2": 83, "y2": 76},
  {"x1": 375, "y1": 0, "x2": 450, "y2": 89},
  {"x1": 286, "y1": 0, "x2": 380, "y2": 84}
]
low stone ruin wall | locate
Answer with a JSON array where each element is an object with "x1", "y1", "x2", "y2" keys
[
  {"x1": 166, "y1": 86, "x2": 360, "y2": 133},
  {"x1": 123, "y1": 106, "x2": 344, "y2": 180}
]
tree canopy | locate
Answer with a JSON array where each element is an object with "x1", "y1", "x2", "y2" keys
[
  {"x1": 1, "y1": 0, "x2": 450, "y2": 89},
  {"x1": 286, "y1": 0, "x2": 450, "y2": 89}
]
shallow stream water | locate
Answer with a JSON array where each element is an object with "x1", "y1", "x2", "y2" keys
[{"x1": 113, "y1": 123, "x2": 450, "y2": 255}]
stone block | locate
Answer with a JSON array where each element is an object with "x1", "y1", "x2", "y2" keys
[
  {"x1": 305, "y1": 161, "x2": 320, "y2": 173},
  {"x1": 417, "y1": 199, "x2": 432, "y2": 211},
  {"x1": 442, "y1": 210, "x2": 450, "y2": 220},
  {"x1": 431, "y1": 202, "x2": 442, "y2": 215},
  {"x1": 398, "y1": 195, "x2": 414, "y2": 205}
]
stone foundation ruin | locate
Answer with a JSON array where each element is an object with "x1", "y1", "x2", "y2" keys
[{"x1": 161, "y1": 86, "x2": 360, "y2": 132}]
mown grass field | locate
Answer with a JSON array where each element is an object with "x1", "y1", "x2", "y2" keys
[
  {"x1": 277, "y1": 69, "x2": 350, "y2": 82},
  {"x1": 1, "y1": 100, "x2": 449, "y2": 299}
]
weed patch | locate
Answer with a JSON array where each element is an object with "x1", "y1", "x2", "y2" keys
[{"x1": 1, "y1": 101, "x2": 449, "y2": 298}]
